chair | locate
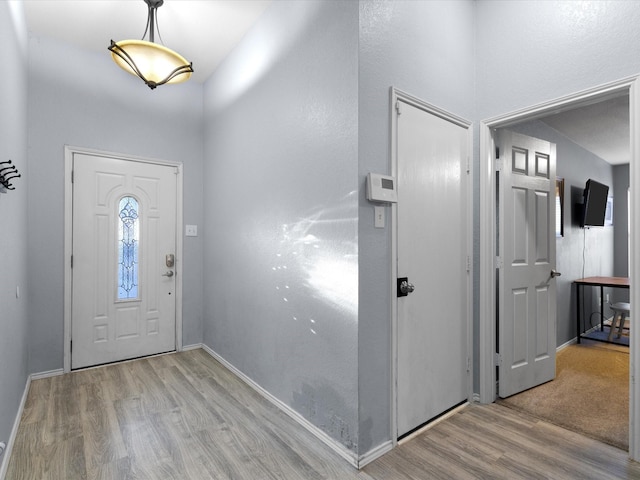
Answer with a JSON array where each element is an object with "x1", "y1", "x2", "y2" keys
[{"x1": 608, "y1": 302, "x2": 631, "y2": 341}]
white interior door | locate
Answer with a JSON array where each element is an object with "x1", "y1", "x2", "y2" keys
[
  {"x1": 497, "y1": 130, "x2": 557, "y2": 398},
  {"x1": 396, "y1": 99, "x2": 470, "y2": 438},
  {"x1": 71, "y1": 153, "x2": 177, "y2": 369}
]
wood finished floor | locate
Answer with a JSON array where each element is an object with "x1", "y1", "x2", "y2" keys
[{"x1": 5, "y1": 349, "x2": 640, "y2": 479}]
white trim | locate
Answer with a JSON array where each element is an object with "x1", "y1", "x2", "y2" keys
[
  {"x1": 478, "y1": 123, "x2": 497, "y2": 404},
  {"x1": 357, "y1": 440, "x2": 393, "y2": 469},
  {"x1": 29, "y1": 369, "x2": 64, "y2": 381},
  {"x1": 199, "y1": 344, "x2": 360, "y2": 468},
  {"x1": 63, "y1": 145, "x2": 184, "y2": 373},
  {"x1": 629, "y1": 77, "x2": 640, "y2": 461},
  {"x1": 478, "y1": 76, "x2": 639, "y2": 461},
  {"x1": 181, "y1": 343, "x2": 203, "y2": 352},
  {"x1": 0, "y1": 377, "x2": 30, "y2": 480},
  {"x1": 389, "y1": 88, "x2": 399, "y2": 447},
  {"x1": 175, "y1": 163, "x2": 184, "y2": 352},
  {"x1": 557, "y1": 337, "x2": 577, "y2": 352},
  {"x1": 389, "y1": 87, "x2": 474, "y2": 442}
]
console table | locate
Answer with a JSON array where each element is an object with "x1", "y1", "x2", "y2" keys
[{"x1": 574, "y1": 276, "x2": 630, "y2": 344}]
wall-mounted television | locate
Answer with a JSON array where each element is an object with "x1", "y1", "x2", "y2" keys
[{"x1": 582, "y1": 179, "x2": 609, "y2": 227}]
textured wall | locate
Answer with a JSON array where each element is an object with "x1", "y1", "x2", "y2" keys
[
  {"x1": 202, "y1": 1, "x2": 360, "y2": 451},
  {"x1": 358, "y1": 0, "x2": 476, "y2": 453},
  {"x1": 476, "y1": 1, "x2": 640, "y2": 119},
  {"x1": 0, "y1": 0, "x2": 28, "y2": 468},
  {"x1": 27, "y1": 35, "x2": 204, "y2": 373}
]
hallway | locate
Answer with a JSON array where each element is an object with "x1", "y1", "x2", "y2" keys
[{"x1": 5, "y1": 349, "x2": 639, "y2": 479}]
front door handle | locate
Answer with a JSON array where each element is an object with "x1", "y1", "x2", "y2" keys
[
  {"x1": 551, "y1": 269, "x2": 562, "y2": 278},
  {"x1": 162, "y1": 270, "x2": 174, "y2": 277}
]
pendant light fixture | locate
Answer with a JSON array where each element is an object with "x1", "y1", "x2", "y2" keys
[{"x1": 108, "y1": 0, "x2": 193, "y2": 90}]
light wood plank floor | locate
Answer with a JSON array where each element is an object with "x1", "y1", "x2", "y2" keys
[{"x1": 5, "y1": 349, "x2": 640, "y2": 479}]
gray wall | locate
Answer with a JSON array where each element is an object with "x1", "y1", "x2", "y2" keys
[
  {"x1": 613, "y1": 164, "x2": 630, "y2": 289},
  {"x1": 0, "y1": 1, "x2": 29, "y2": 464},
  {"x1": 202, "y1": 1, "x2": 360, "y2": 452},
  {"x1": 357, "y1": 0, "x2": 475, "y2": 454},
  {"x1": 27, "y1": 35, "x2": 204, "y2": 373},
  {"x1": 509, "y1": 120, "x2": 615, "y2": 345},
  {"x1": 4, "y1": 0, "x2": 640, "y2": 463},
  {"x1": 476, "y1": 1, "x2": 640, "y2": 119}
]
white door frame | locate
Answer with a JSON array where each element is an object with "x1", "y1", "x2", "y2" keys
[
  {"x1": 478, "y1": 75, "x2": 640, "y2": 460},
  {"x1": 390, "y1": 87, "x2": 474, "y2": 444},
  {"x1": 63, "y1": 145, "x2": 184, "y2": 373}
]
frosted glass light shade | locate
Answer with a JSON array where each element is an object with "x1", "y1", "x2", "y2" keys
[{"x1": 109, "y1": 39, "x2": 193, "y2": 89}]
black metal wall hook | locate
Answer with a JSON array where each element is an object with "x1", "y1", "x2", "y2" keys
[{"x1": 0, "y1": 160, "x2": 21, "y2": 192}]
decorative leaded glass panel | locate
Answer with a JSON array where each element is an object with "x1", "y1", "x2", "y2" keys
[{"x1": 118, "y1": 196, "x2": 139, "y2": 299}]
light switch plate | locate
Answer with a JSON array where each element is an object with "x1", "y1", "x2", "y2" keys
[
  {"x1": 374, "y1": 206, "x2": 385, "y2": 228},
  {"x1": 185, "y1": 224, "x2": 198, "y2": 237}
]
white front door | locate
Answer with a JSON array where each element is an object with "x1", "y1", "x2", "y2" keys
[
  {"x1": 497, "y1": 130, "x2": 557, "y2": 398},
  {"x1": 395, "y1": 98, "x2": 470, "y2": 437},
  {"x1": 71, "y1": 153, "x2": 177, "y2": 369}
]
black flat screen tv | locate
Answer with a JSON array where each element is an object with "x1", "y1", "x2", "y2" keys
[{"x1": 582, "y1": 179, "x2": 609, "y2": 227}]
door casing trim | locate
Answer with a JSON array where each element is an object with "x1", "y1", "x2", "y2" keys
[
  {"x1": 389, "y1": 87, "x2": 474, "y2": 444},
  {"x1": 478, "y1": 75, "x2": 640, "y2": 460},
  {"x1": 63, "y1": 145, "x2": 184, "y2": 373}
]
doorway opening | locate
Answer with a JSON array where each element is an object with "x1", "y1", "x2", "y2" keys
[{"x1": 479, "y1": 76, "x2": 639, "y2": 460}]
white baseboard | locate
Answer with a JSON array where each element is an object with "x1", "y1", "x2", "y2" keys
[
  {"x1": 30, "y1": 368, "x2": 64, "y2": 380},
  {"x1": 181, "y1": 343, "x2": 204, "y2": 352},
  {"x1": 199, "y1": 344, "x2": 360, "y2": 468},
  {"x1": 0, "y1": 375, "x2": 30, "y2": 480},
  {"x1": 357, "y1": 440, "x2": 393, "y2": 468},
  {"x1": 557, "y1": 337, "x2": 577, "y2": 351}
]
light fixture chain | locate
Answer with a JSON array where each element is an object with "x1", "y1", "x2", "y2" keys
[{"x1": 141, "y1": 3, "x2": 151, "y2": 41}]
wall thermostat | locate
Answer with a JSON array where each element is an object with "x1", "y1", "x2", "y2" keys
[{"x1": 366, "y1": 173, "x2": 397, "y2": 203}]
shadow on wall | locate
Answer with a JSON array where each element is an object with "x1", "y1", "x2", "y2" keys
[{"x1": 292, "y1": 381, "x2": 357, "y2": 451}]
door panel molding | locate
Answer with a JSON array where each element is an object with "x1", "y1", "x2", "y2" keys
[
  {"x1": 389, "y1": 87, "x2": 473, "y2": 443},
  {"x1": 497, "y1": 130, "x2": 556, "y2": 398},
  {"x1": 63, "y1": 145, "x2": 184, "y2": 372},
  {"x1": 479, "y1": 75, "x2": 640, "y2": 460}
]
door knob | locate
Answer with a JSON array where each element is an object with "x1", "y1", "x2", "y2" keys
[
  {"x1": 400, "y1": 281, "x2": 415, "y2": 294},
  {"x1": 550, "y1": 269, "x2": 562, "y2": 278},
  {"x1": 162, "y1": 270, "x2": 174, "y2": 277},
  {"x1": 397, "y1": 277, "x2": 415, "y2": 297}
]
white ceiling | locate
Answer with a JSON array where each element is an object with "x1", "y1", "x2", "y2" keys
[
  {"x1": 21, "y1": 1, "x2": 631, "y2": 165},
  {"x1": 540, "y1": 94, "x2": 630, "y2": 166},
  {"x1": 23, "y1": 0, "x2": 272, "y2": 84}
]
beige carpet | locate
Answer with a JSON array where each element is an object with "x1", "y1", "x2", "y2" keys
[{"x1": 498, "y1": 343, "x2": 629, "y2": 450}]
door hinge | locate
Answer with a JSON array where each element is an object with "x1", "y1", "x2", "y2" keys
[
  {"x1": 466, "y1": 156, "x2": 471, "y2": 174},
  {"x1": 495, "y1": 352, "x2": 502, "y2": 366},
  {"x1": 467, "y1": 357, "x2": 471, "y2": 373},
  {"x1": 495, "y1": 159, "x2": 503, "y2": 172},
  {"x1": 466, "y1": 255, "x2": 471, "y2": 273},
  {"x1": 495, "y1": 146, "x2": 500, "y2": 159},
  {"x1": 495, "y1": 256, "x2": 503, "y2": 269},
  {"x1": 396, "y1": 101, "x2": 402, "y2": 115}
]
